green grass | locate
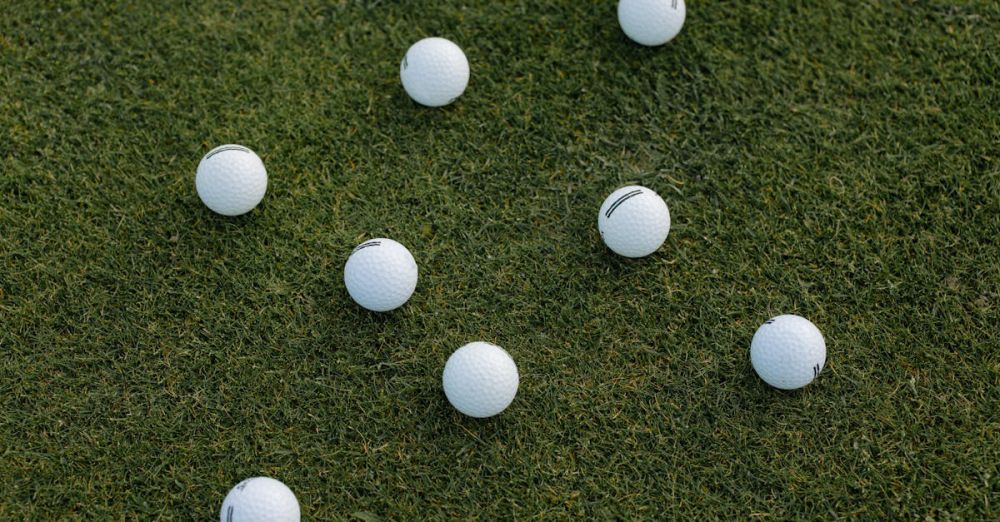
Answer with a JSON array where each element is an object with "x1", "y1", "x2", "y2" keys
[{"x1": 1, "y1": 0, "x2": 998, "y2": 519}]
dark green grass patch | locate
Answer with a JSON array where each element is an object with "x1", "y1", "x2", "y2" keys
[{"x1": 1, "y1": 1, "x2": 997, "y2": 519}]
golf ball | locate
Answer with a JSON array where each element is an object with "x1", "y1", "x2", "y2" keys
[
  {"x1": 750, "y1": 315, "x2": 826, "y2": 390},
  {"x1": 344, "y1": 238, "x2": 418, "y2": 312},
  {"x1": 400, "y1": 37, "x2": 470, "y2": 107},
  {"x1": 598, "y1": 185, "x2": 671, "y2": 258},
  {"x1": 196, "y1": 144, "x2": 268, "y2": 216},
  {"x1": 618, "y1": 0, "x2": 687, "y2": 46},
  {"x1": 220, "y1": 476, "x2": 300, "y2": 522},
  {"x1": 443, "y1": 342, "x2": 519, "y2": 418}
]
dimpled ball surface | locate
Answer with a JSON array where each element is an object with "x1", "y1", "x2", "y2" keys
[
  {"x1": 442, "y1": 342, "x2": 519, "y2": 418},
  {"x1": 618, "y1": 0, "x2": 686, "y2": 46},
  {"x1": 400, "y1": 37, "x2": 470, "y2": 107},
  {"x1": 750, "y1": 315, "x2": 827, "y2": 390},
  {"x1": 344, "y1": 238, "x2": 418, "y2": 312},
  {"x1": 195, "y1": 144, "x2": 268, "y2": 216},
  {"x1": 598, "y1": 185, "x2": 671, "y2": 258},
  {"x1": 220, "y1": 477, "x2": 300, "y2": 522}
]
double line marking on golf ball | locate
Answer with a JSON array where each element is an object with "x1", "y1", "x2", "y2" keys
[
  {"x1": 352, "y1": 240, "x2": 382, "y2": 254},
  {"x1": 204, "y1": 145, "x2": 252, "y2": 160},
  {"x1": 605, "y1": 188, "x2": 644, "y2": 218}
]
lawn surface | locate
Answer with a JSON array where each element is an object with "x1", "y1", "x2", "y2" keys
[{"x1": 2, "y1": 1, "x2": 998, "y2": 519}]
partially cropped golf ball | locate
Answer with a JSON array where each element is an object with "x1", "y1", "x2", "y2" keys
[
  {"x1": 344, "y1": 238, "x2": 418, "y2": 312},
  {"x1": 400, "y1": 37, "x2": 470, "y2": 107},
  {"x1": 618, "y1": 0, "x2": 686, "y2": 46},
  {"x1": 443, "y1": 342, "x2": 519, "y2": 418},
  {"x1": 750, "y1": 315, "x2": 826, "y2": 390},
  {"x1": 220, "y1": 476, "x2": 300, "y2": 522},
  {"x1": 196, "y1": 144, "x2": 268, "y2": 216},
  {"x1": 598, "y1": 185, "x2": 671, "y2": 258}
]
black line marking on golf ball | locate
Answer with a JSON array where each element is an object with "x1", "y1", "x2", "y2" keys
[
  {"x1": 226, "y1": 506, "x2": 234, "y2": 522},
  {"x1": 204, "y1": 145, "x2": 251, "y2": 160},
  {"x1": 402, "y1": 55, "x2": 408, "y2": 70},
  {"x1": 764, "y1": 319, "x2": 775, "y2": 325},
  {"x1": 672, "y1": 0, "x2": 679, "y2": 9},
  {"x1": 605, "y1": 189, "x2": 644, "y2": 218},
  {"x1": 813, "y1": 364, "x2": 821, "y2": 377},
  {"x1": 352, "y1": 241, "x2": 382, "y2": 254}
]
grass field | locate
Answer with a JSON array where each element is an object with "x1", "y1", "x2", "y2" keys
[{"x1": 2, "y1": 1, "x2": 998, "y2": 519}]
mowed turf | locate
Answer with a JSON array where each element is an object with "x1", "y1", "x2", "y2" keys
[{"x1": 1, "y1": 1, "x2": 997, "y2": 519}]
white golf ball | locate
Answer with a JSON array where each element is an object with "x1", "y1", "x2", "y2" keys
[
  {"x1": 196, "y1": 144, "x2": 268, "y2": 216},
  {"x1": 618, "y1": 0, "x2": 686, "y2": 46},
  {"x1": 442, "y1": 342, "x2": 519, "y2": 418},
  {"x1": 400, "y1": 37, "x2": 470, "y2": 107},
  {"x1": 750, "y1": 315, "x2": 827, "y2": 390},
  {"x1": 220, "y1": 476, "x2": 300, "y2": 522},
  {"x1": 344, "y1": 238, "x2": 418, "y2": 312},
  {"x1": 598, "y1": 185, "x2": 671, "y2": 258}
]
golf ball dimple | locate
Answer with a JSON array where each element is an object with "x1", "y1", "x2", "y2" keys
[
  {"x1": 618, "y1": 0, "x2": 687, "y2": 46},
  {"x1": 220, "y1": 476, "x2": 300, "y2": 522},
  {"x1": 400, "y1": 37, "x2": 470, "y2": 107},
  {"x1": 196, "y1": 144, "x2": 268, "y2": 216},
  {"x1": 598, "y1": 185, "x2": 671, "y2": 258},
  {"x1": 442, "y1": 342, "x2": 519, "y2": 418},
  {"x1": 344, "y1": 238, "x2": 418, "y2": 312},
  {"x1": 750, "y1": 315, "x2": 827, "y2": 390}
]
